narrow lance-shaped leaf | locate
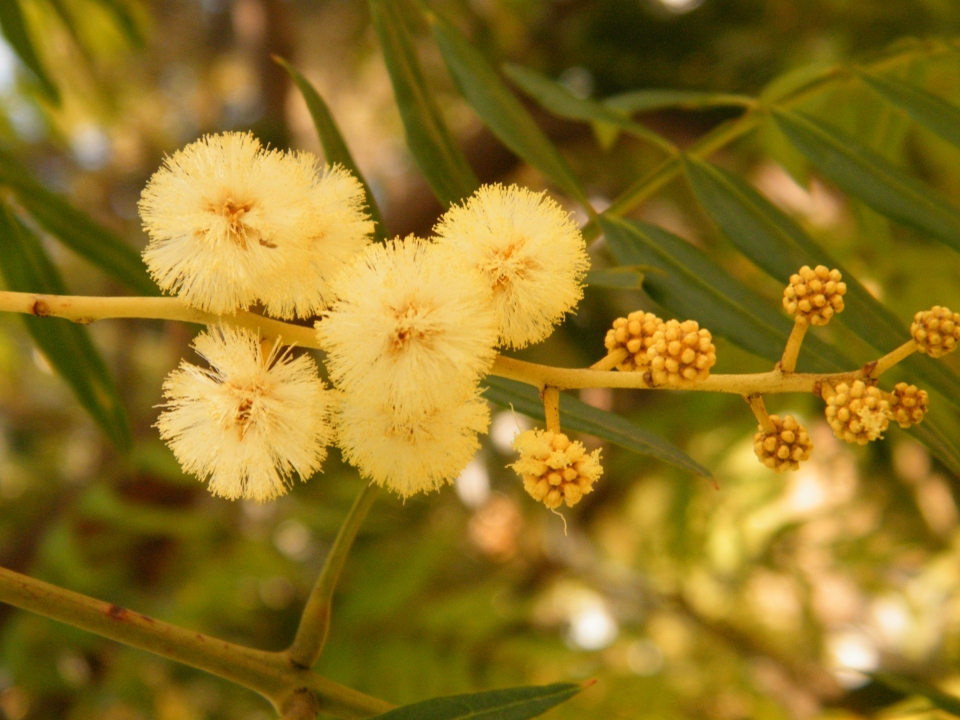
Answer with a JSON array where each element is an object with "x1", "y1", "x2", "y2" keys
[
  {"x1": 90, "y1": 0, "x2": 145, "y2": 47},
  {"x1": 502, "y1": 64, "x2": 677, "y2": 152},
  {"x1": 274, "y1": 56, "x2": 387, "y2": 241},
  {"x1": 605, "y1": 88, "x2": 755, "y2": 113},
  {"x1": 871, "y1": 673, "x2": 960, "y2": 717},
  {"x1": 423, "y1": 7, "x2": 592, "y2": 208},
  {"x1": 598, "y1": 215, "x2": 852, "y2": 373},
  {"x1": 484, "y1": 376, "x2": 712, "y2": 478},
  {"x1": 682, "y1": 156, "x2": 960, "y2": 412},
  {"x1": 368, "y1": 0, "x2": 478, "y2": 206},
  {"x1": 369, "y1": 683, "x2": 582, "y2": 720},
  {"x1": 0, "y1": 204, "x2": 131, "y2": 451},
  {"x1": 585, "y1": 266, "x2": 646, "y2": 290},
  {"x1": 0, "y1": 151, "x2": 156, "y2": 295},
  {"x1": 857, "y1": 69, "x2": 960, "y2": 152},
  {"x1": 0, "y1": 0, "x2": 59, "y2": 102},
  {"x1": 771, "y1": 108, "x2": 960, "y2": 253}
]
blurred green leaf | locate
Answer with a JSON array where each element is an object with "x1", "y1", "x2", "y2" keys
[
  {"x1": 605, "y1": 89, "x2": 755, "y2": 113},
  {"x1": 368, "y1": 0, "x2": 478, "y2": 206},
  {"x1": 906, "y1": 417, "x2": 960, "y2": 478},
  {"x1": 586, "y1": 266, "x2": 646, "y2": 290},
  {"x1": 483, "y1": 376, "x2": 712, "y2": 477},
  {"x1": 274, "y1": 56, "x2": 388, "y2": 242},
  {"x1": 871, "y1": 673, "x2": 960, "y2": 717},
  {"x1": 502, "y1": 64, "x2": 676, "y2": 152},
  {"x1": 369, "y1": 683, "x2": 581, "y2": 720},
  {"x1": 759, "y1": 62, "x2": 840, "y2": 104},
  {"x1": 682, "y1": 156, "x2": 960, "y2": 411},
  {"x1": 858, "y1": 69, "x2": 960, "y2": 151},
  {"x1": 0, "y1": 204, "x2": 131, "y2": 451},
  {"x1": 0, "y1": 151, "x2": 156, "y2": 295},
  {"x1": 598, "y1": 215, "x2": 850, "y2": 372},
  {"x1": 90, "y1": 0, "x2": 145, "y2": 47},
  {"x1": 0, "y1": 0, "x2": 59, "y2": 102},
  {"x1": 771, "y1": 108, "x2": 960, "y2": 253},
  {"x1": 424, "y1": 8, "x2": 591, "y2": 207}
]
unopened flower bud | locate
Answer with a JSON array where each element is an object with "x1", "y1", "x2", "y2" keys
[
  {"x1": 910, "y1": 305, "x2": 960, "y2": 358},
  {"x1": 753, "y1": 414, "x2": 813, "y2": 472},
  {"x1": 825, "y1": 380, "x2": 889, "y2": 444},
  {"x1": 647, "y1": 319, "x2": 716, "y2": 385},
  {"x1": 604, "y1": 311, "x2": 664, "y2": 371},
  {"x1": 509, "y1": 429, "x2": 602, "y2": 509},
  {"x1": 783, "y1": 265, "x2": 846, "y2": 326},
  {"x1": 888, "y1": 382, "x2": 929, "y2": 428}
]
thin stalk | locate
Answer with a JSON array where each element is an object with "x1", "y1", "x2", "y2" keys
[
  {"x1": 0, "y1": 565, "x2": 392, "y2": 718},
  {"x1": 0, "y1": 291, "x2": 320, "y2": 348},
  {"x1": 281, "y1": 691, "x2": 320, "y2": 720},
  {"x1": 589, "y1": 348, "x2": 628, "y2": 371},
  {"x1": 287, "y1": 483, "x2": 380, "y2": 669},
  {"x1": 779, "y1": 321, "x2": 808, "y2": 374},
  {"x1": 542, "y1": 387, "x2": 561, "y2": 432},
  {"x1": 745, "y1": 395, "x2": 776, "y2": 433},
  {"x1": 869, "y1": 340, "x2": 918, "y2": 378}
]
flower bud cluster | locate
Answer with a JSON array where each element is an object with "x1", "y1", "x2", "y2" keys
[
  {"x1": 825, "y1": 381, "x2": 889, "y2": 445},
  {"x1": 647, "y1": 319, "x2": 716, "y2": 385},
  {"x1": 753, "y1": 415, "x2": 813, "y2": 472},
  {"x1": 510, "y1": 430, "x2": 602, "y2": 509},
  {"x1": 603, "y1": 311, "x2": 663, "y2": 371},
  {"x1": 888, "y1": 383, "x2": 928, "y2": 429},
  {"x1": 910, "y1": 305, "x2": 960, "y2": 358},
  {"x1": 783, "y1": 265, "x2": 846, "y2": 325}
]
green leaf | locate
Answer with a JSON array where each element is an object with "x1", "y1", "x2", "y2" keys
[
  {"x1": 502, "y1": 64, "x2": 676, "y2": 152},
  {"x1": 369, "y1": 683, "x2": 581, "y2": 720},
  {"x1": 857, "y1": 69, "x2": 960, "y2": 152},
  {"x1": 585, "y1": 266, "x2": 646, "y2": 290},
  {"x1": 273, "y1": 56, "x2": 387, "y2": 242},
  {"x1": 598, "y1": 215, "x2": 850, "y2": 372},
  {"x1": 759, "y1": 62, "x2": 840, "y2": 104},
  {"x1": 906, "y1": 417, "x2": 960, "y2": 479},
  {"x1": 604, "y1": 89, "x2": 755, "y2": 113},
  {"x1": 771, "y1": 108, "x2": 960, "y2": 253},
  {"x1": 682, "y1": 156, "x2": 960, "y2": 411},
  {"x1": 90, "y1": 0, "x2": 145, "y2": 47},
  {"x1": 368, "y1": 0, "x2": 478, "y2": 206},
  {"x1": 423, "y1": 8, "x2": 590, "y2": 207},
  {"x1": 483, "y1": 376, "x2": 711, "y2": 478},
  {"x1": 871, "y1": 673, "x2": 960, "y2": 717},
  {"x1": 0, "y1": 205, "x2": 131, "y2": 451},
  {"x1": 0, "y1": 151, "x2": 156, "y2": 295},
  {"x1": 0, "y1": 0, "x2": 59, "y2": 102}
]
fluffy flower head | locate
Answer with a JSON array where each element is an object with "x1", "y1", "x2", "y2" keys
[
  {"x1": 317, "y1": 236, "x2": 498, "y2": 420},
  {"x1": 157, "y1": 325, "x2": 333, "y2": 502},
  {"x1": 433, "y1": 184, "x2": 589, "y2": 349},
  {"x1": 510, "y1": 429, "x2": 602, "y2": 509},
  {"x1": 336, "y1": 392, "x2": 490, "y2": 498}
]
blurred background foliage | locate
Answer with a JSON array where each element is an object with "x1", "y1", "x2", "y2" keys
[{"x1": 1, "y1": 0, "x2": 960, "y2": 719}]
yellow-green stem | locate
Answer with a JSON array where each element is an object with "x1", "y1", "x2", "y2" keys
[
  {"x1": 0, "y1": 565, "x2": 392, "y2": 717},
  {"x1": 869, "y1": 340, "x2": 918, "y2": 378},
  {"x1": 288, "y1": 483, "x2": 380, "y2": 669},
  {"x1": 779, "y1": 321, "x2": 808, "y2": 374},
  {"x1": 746, "y1": 395, "x2": 776, "y2": 433},
  {"x1": 543, "y1": 387, "x2": 561, "y2": 432},
  {"x1": 590, "y1": 348, "x2": 628, "y2": 371}
]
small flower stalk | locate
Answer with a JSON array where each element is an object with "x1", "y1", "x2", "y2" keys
[{"x1": 510, "y1": 430, "x2": 602, "y2": 509}]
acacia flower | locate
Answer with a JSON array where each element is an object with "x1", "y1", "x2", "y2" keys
[
  {"x1": 157, "y1": 325, "x2": 332, "y2": 502},
  {"x1": 260, "y1": 160, "x2": 374, "y2": 319},
  {"x1": 509, "y1": 429, "x2": 602, "y2": 509},
  {"x1": 317, "y1": 236, "x2": 498, "y2": 420},
  {"x1": 432, "y1": 184, "x2": 589, "y2": 349},
  {"x1": 336, "y1": 392, "x2": 490, "y2": 498}
]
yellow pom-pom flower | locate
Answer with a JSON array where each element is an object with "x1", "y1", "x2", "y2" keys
[
  {"x1": 140, "y1": 132, "x2": 315, "y2": 315},
  {"x1": 910, "y1": 305, "x2": 960, "y2": 358},
  {"x1": 336, "y1": 392, "x2": 490, "y2": 498},
  {"x1": 317, "y1": 236, "x2": 498, "y2": 421},
  {"x1": 782, "y1": 265, "x2": 846, "y2": 326},
  {"x1": 604, "y1": 311, "x2": 664, "y2": 371},
  {"x1": 509, "y1": 429, "x2": 602, "y2": 509},
  {"x1": 825, "y1": 380, "x2": 889, "y2": 445},
  {"x1": 260, "y1": 161, "x2": 375, "y2": 320},
  {"x1": 647, "y1": 319, "x2": 716, "y2": 385},
  {"x1": 753, "y1": 415, "x2": 813, "y2": 472},
  {"x1": 156, "y1": 325, "x2": 333, "y2": 502},
  {"x1": 432, "y1": 184, "x2": 589, "y2": 349}
]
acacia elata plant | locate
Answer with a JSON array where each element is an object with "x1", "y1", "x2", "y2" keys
[{"x1": 1, "y1": 2, "x2": 960, "y2": 717}]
